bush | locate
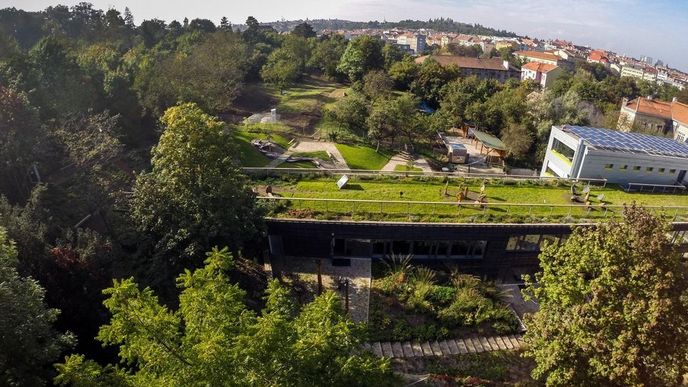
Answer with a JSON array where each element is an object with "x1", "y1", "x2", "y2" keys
[{"x1": 430, "y1": 285, "x2": 456, "y2": 306}]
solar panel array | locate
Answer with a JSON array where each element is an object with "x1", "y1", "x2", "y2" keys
[{"x1": 564, "y1": 125, "x2": 688, "y2": 159}]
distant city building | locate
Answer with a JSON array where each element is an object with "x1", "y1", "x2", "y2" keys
[
  {"x1": 397, "y1": 33, "x2": 427, "y2": 55},
  {"x1": 415, "y1": 55, "x2": 520, "y2": 83},
  {"x1": 520, "y1": 62, "x2": 563, "y2": 88},
  {"x1": 617, "y1": 97, "x2": 688, "y2": 142},
  {"x1": 513, "y1": 50, "x2": 563, "y2": 66},
  {"x1": 541, "y1": 125, "x2": 688, "y2": 185},
  {"x1": 640, "y1": 55, "x2": 654, "y2": 65},
  {"x1": 620, "y1": 65, "x2": 657, "y2": 82},
  {"x1": 587, "y1": 50, "x2": 610, "y2": 67}
]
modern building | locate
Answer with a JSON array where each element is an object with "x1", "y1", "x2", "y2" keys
[
  {"x1": 621, "y1": 65, "x2": 657, "y2": 82},
  {"x1": 396, "y1": 34, "x2": 427, "y2": 55},
  {"x1": 520, "y1": 62, "x2": 562, "y2": 88},
  {"x1": 415, "y1": 55, "x2": 520, "y2": 83},
  {"x1": 618, "y1": 97, "x2": 688, "y2": 142},
  {"x1": 540, "y1": 125, "x2": 688, "y2": 185}
]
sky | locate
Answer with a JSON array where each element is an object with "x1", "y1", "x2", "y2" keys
[{"x1": 5, "y1": 0, "x2": 688, "y2": 70}]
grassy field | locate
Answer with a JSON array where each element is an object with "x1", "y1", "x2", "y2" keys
[
  {"x1": 268, "y1": 77, "x2": 339, "y2": 115},
  {"x1": 253, "y1": 176, "x2": 688, "y2": 223},
  {"x1": 234, "y1": 131, "x2": 271, "y2": 167},
  {"x1": 394, "y1": 164, "x2": 423, "y2": 172},
  {"x1": 291, "y1": 151, "x2": 330, "y2": 159},
  {"x1": 335, "y1": 144, "x2": 392, "y2": 170}
]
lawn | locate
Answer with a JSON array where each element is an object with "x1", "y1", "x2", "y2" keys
[
  {"x1": 291, "y1": 151, "x2": 330, "y2": 160},
  {"x1": 234, "y1": 131, "x2": 271, "y2": 167},
  {"x1": 268, "y1": 77, "x2": 339, "y2": 115},
  {"x1": 253, "y1": 175, "x2": 688, "y2": 223},
  {"x1": 240, "y1": 123, "x2": 293, "y2": 149},
  {"x1": 394, "y1": 164, "x2": 423, "y2": 172},
  {"x1": 335, "y1": 144, "x2": 392, "y2": 170}
]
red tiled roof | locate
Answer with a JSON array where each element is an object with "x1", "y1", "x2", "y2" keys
[
  {"x1": 514, "y1": 50, "x2": 560, "y2": 62},
  {"x1": 673, "y1": 101, "x2": 688, "y2": 125},
  {"x1": 521, "y1": 62, "x2": 559, "y2": 73},
  {"x1": 588, "y1": 50, "x2": 609, "y2": 63},
  {"x1": 415, "y1": 55, "x2": 511, "y2": 71},
  {"x1": 625, "y1": 98, "x2": 672, "y2": 119}
]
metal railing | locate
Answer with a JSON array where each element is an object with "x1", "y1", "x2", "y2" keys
[
  {"x1": 257, "y1": 196, "x2": 688, "y2": 223},
  {"x1": 244, "y1": 167, "x2": 609, "y2": 187}
]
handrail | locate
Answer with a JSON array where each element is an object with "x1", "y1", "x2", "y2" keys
[
  {"x1": 243, "y1": 167, "x2": 609, "y2": 185},
  {"x1": 256, "y1": 196, "x2": 688, "y2": 211}
]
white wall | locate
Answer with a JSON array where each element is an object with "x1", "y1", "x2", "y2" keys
[{"x1": 577, "y1": 150, "x2": 688, "y2": 185}]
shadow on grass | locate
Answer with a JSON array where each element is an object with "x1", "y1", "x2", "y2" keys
[{"x1": 343, "y1": 184, "x2": 364, "y2": 191}]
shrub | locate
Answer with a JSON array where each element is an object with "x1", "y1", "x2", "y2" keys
[{"x1": 430, "y1": 285, "x2": 456, "y2": 306}]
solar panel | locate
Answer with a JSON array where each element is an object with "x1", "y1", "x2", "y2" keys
[{"x1": 563, "y1": 125, "x2": 688, "y2": 159}]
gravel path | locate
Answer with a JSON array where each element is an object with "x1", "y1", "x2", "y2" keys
[{"x1": 381, "y1": 153, "x2": 433, "y2": 172}]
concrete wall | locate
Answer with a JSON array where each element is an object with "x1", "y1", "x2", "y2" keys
[
  {"x1": 540, "y1": 126, "x2": 579, "y2": 178},
  {"x1": 577, "y1": 150, "x2": 688, "y2": 185}
]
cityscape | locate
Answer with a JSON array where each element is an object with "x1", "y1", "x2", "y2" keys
[{"x1": 1, "y1": 1, "x2": 688, "y2": 386}]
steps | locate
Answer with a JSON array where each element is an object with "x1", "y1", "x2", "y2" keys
[{"x1": 364, "y1": 334, "x2": 524, "y2": 358}]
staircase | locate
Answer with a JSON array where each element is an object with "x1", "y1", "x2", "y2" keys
[{"x1": 364, "y1": 334, "x2": 524, "y2": 358}]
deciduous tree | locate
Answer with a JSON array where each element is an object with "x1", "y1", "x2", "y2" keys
[{"x1": 523, "y1": 206, "x2": 688, "y2": 386}]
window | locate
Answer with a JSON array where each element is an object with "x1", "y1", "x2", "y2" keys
[
  {"x1": 506, "y1": 235, "x2": 542, "y2": 252},
  {"x1": 659, "y1": 168, "x2": 666, "y2": 174},
  {"x1": 646, "y1": 167, "x2": 654, "y2": 173},
  {"x1": 633, "y1": 166, "x2": 641, "y2": 172},
  {"x1": 670, "y1": 169, "x2": 677, "y2": 174},
  {"x1": 391, "y1": 240, "x2": 411, "y2": 255},
  {"x1": 552, "y1": 138, "x2": 575, "y2": 162},
  {"x1": 620, "y1": 165, "x2": 628, "y2": 171},
  {"x1": 604, "y1": 164, "x2": 614, "y2": 169},
  {"x1": 412, "y1": 241, "x2": 432, "y2": 256}
]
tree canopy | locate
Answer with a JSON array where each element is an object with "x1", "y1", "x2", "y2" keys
[
  {"x1": 523, "y1": 206, "x2": 688, "y2": 386},
  {"x1": 55, "y1": 248, "x2": 395, "y2": 386}
]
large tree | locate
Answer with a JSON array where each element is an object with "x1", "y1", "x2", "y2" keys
[
  {"x1": 523, "y1": 206, "x2": 688, "y2": 386},
  {"x1": 0, "y1": 227, "x2": 74, "y2": 386},
  {"x1": 55, "y1": 248, "x2": 395, "y2": 386},
  {"x1": 131, "y1": 103, "x2": 263, "y2": 277},
  {"x1": 337, "y1": 35, "x2": 384, "y2": 83}
]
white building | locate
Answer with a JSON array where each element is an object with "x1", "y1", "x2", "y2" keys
[
  {"x1": 541, "y1": 125, "x2": 688, "y2": 185},
  {"x1": 520, "y1": 62, "x2": 562, "y2": 89}
]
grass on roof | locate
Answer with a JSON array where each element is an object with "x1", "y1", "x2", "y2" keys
[
  {"x1": 335, "y1": 144, "x2": 392, "y2": 170},
  {"x1": 254, "y1": 175, "x2": 688, "y2": 223}
]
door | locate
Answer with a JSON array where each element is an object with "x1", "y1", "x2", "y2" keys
[{"x1": 679, "y1": 170, "x2": 686, "y2": 184}]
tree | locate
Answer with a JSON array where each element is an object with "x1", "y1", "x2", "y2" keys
[
  {"x1": 0, "y1": 227, "x2": 74, "y2": 386},
  {"x1": 382, "y1": 43, "x2": 406, "y2": 69},
  {"x1": 292, "y1": 22, "x2": 316, "y2": 38},
  {"x1": 337, "y1": 36, "x2": 384, "y2": 83},
  {"x1": 388, "y1": 57, "x2": 419, "y2": 90},
  {"x1": 123, "y1": 7, "x2": 134, "y2": 27},
  {"x1": 326, "y1": 92, "x2": 370, "y2": 135},
  {"x1": 523, "y1": 206, "x2": 688, "y2": 386},
  {"x1": 309, "y1": 34, "x2": 347, "y2": 79},
  {"x1": 55, "y1": 248, "x2": 395, "y2": 386},
  {"x1": 261, "y1": 48, "x2": 301, "y2": 92},
  {"x1": 362, "y1": 70, "x2": 392, "y2": 100},
  {"x1": 131, "y1": 103, "x2": 263, "y2": 278},
  {"x1": 410, "y1": 58, "x2": 459, "y2": 108},
  {"x1": 676, "y1": 87, "x2": 688, "y2": 104},
  {"x1": 500, "y1": 121, "x2": 533, "y2": 159}
]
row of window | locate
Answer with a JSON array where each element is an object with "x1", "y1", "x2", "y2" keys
[
  {"x1": 332, "y1": 239, "x2": 488, "y2": 259},
  {"x1": 603, "y1": 164, "x2": 677, "y2": 174},
  {"x1": 506, "y1": 234, "x2": 569, "y2": 252}
]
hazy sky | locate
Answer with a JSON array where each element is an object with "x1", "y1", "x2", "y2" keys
[{"x1": 5, "y1": 0, "x2": 688, "y2": 70}]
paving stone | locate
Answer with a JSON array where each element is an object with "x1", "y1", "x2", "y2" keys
[
  {"x1": 447, "y1": 339, "x2": 459, "y2": 355},
  {"x1": 439, "y1": 340, "x2": 451, "y2": 355},
  {"x1": 456, "y1": 339, "x2": 469, "y2": 354},
  {"x1": 471, "y1": 337, "x2": 484, "y2": 352},
  {"x1": 430, "y1": 341, "x2": 443, "y2": 356},
  {"x1": 402, "y1": 342, "x2": 414, "y2": 358},
  {"x1": 392, "y1": 342, "x2": 404, "y2": 358},
  {"x1": 372, "y1": 342, "x2": 383, "y2": 357},
  {"x1": 487, "y1": 337, "x2": 500, "y2": 350},
  {"x1": 501, "y1": 336, "x2": 514, "y2": 349},
  {"x1": 463, "y1": 338, "x2": 476, "y2": 353},
  {"x1": 421, "y1": 342, "x2": 433, "y2": 356},
  {"x1": 412, "y1": 342, "x2": 424, "y2": 357},
  {"x1": 480, "y1": 337, "x2": 492, "y2": 351},
  {"x1": 381, "y1": 342, "x2": 393, "y2": 357}
]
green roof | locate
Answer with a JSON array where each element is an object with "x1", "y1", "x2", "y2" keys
[{"x1": 471, "y1": 129, "x2": 507, "y2": 151}]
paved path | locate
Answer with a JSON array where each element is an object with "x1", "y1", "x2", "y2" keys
[
  {"x1": 364, "y1": 334, "x2": 524, "y2": 358},
  {"x1": 381, "y1": 153, "x2": 433, "y2": 172},
  {"x1": 270, "y1": 140, "x2": 350, "y2": 170}
]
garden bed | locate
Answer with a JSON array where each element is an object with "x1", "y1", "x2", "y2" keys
[{"x1": 367, "y1": 256, "x2": 520, "y2": 342}]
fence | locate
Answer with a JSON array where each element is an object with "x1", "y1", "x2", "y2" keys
[
  {"x1": 258, "y1": 196, "x2": 688, "y2": 223},
  {"x1": 243, "y1": 167, "x2": 609, "y2": 187}
]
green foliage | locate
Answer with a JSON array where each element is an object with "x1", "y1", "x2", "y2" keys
[
  {"x1": 335, "y1": 143, "x2": 391, "y2": 170},
  {"x1": 337, "y1": 36, "x2": 384, "y2": 82},
  {"x1": 309, "y1": 34, "x2": 348, "y2": 79},
  {"x1": 261, "y1": 47, "x2": 302, "y2": 90},
  {"x1": 0, "y1": 228, "x2": 74, "y2": 386},
  {"x1": 131, "y1": 103, "x2": 264, "y2": 277},
  {"x1": 524, "y1": 206, "x2": 688, "y2": 386},
  {"x1": 411, "y1": 58, "x2": 459, "y2": 108},
  {"x1": 326, "y1": 92, "x2": 370, "y2": 135},
  {"x1": 55, "y1": 248, "x2": 395, "y2": 386}
]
